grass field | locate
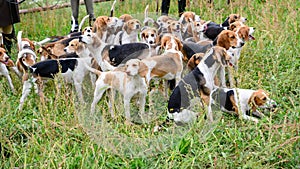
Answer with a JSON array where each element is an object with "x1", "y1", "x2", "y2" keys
[{"x1": 0, "y1": 0, "x2": 299, "y2": 168}]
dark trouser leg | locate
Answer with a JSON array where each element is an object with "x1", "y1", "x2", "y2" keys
[
  {"x1": 70, "y1": 0, "x2": 79, "y2": 31},
  {"x1": 178, "y1": 0, "x2": 186, "y2": 16},
  {"x1": 84, "y1": 0, "x2": 95, "y2": 26},
  {"x1": 2, "y1": 26, "x2": 15, "y2": 54},
  {"x1": 161, "y1": 0, "x2": 170, "y2": 15}
]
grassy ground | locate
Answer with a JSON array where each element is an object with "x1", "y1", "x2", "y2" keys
[{"x1": 0, "y1": 0, "x2": 299, "y2": 168}]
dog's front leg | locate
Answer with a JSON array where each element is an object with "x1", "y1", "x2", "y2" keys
[
  {"x1": 138, "y1": 90, "x2": 147, "y2": 122},
  {"x1": 19, "y1": 79, "x2": 34, "y2": 110},
  {"x1": 90, "y1": 87, "x2": 106, "y2": 114},
  {"x1": 36, "y1": 76, "x2": 45, "y2": 106},
  {"x1": 5, "y1": 73, "x2": 15, "y2": 93},
  {"x1": 218, "y1": 67, "x2": 227, "y2": 88},
  {"x1": 107, "y1": 89, "x2": 116, "y2": 119},
  {"x1": 74, "y1": 81, "x2": 84, "y2": 103},
  {"x1": 123, "y1": 95, "x2": 132, "y2": 125}
]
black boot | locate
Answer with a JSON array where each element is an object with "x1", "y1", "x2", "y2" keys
[
  {"x1": 161, "y1": 0, "x2": 170, "y2": 15},
  {"x1": 2, "y1": 31, "x2": 15, "y2": 54},
  {"x1": 178, "y1": 0, "x2": 186, "y2": 17},
  {"x1": 70, "y1": 20, "x2": 79, "y2": 33},
  {"x1": 89, "y1": 17, "x2": 96, "y2": 27}
]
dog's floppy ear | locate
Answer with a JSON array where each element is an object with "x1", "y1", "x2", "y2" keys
[
  {"x1": 123, "y1": 22, "x2": 129, "y2": 33},
  {"x1": 240, "y1": 27, "x2": 250, "y2": 41},
  {"x1": 141, "y1": 32, "x2": 146, "y2": 40},
  {"x1": 174, "y1": 36, "x2": 183, "y2": 51},
  {"x1": 217, "y1": 31, "x2": 232, "y2": 50},
  {"x1": 229, "y1": 22, "x2": 237, "y2": 31},
  {"x1": 155, "y1": 34, "x2": 162, "y2": 45},
  {"x1": 138, "y1": 61, "x2": 148, "y2": 77}
]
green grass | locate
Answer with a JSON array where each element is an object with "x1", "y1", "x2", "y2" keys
[{"x1": 1, "y1": 0, "x2": 300, "y2": 168}]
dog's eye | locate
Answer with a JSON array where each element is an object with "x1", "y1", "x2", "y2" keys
[
  {"x1": 151, "y1": 34, "x2": 155, "y2": 37},
  {"x1": 234, "y1": 15, "x2": 238, "y2": 19},
  {"x1": 71, "y1": 44, "x2": 74, "y2": 46},
  {"x1": 262, "y1": 97, "x2": 267, "y2": 101},
  {"x1": 0, "y1": 52, "x2": 2, "y2": 55},
  {"x1": 230, "y1": 35, "x2": 235, "y2": 39},
  {"x1": 196, "y1": 23, "x2": 200, "y2": 26}
]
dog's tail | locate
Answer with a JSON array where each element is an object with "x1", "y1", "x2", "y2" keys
[
  {"x1": 144, "y1": 5, "x2": 149, "y2": 19},
  {"x1": 17, "y1": 31, "x2": 23, "y2": 50},
  {"x1": 84, "y1": 61, "x2": 102, "y2": 76},
  {"x1": 78, "y1": 15, "x2": 90, "y2": 32},
  {"x1": 110, "y1": 0, "x2": 117, "y2": 17}
]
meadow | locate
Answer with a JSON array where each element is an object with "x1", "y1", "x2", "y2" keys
[{"x1": 0, "y1": 0, "x2": 299, "y2": 168}]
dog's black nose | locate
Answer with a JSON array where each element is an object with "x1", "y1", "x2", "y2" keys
[
  {"x1": 64, "y1": 48, "x2": 67, "y2": 52},
  {"x1": 241, "y1": 42, "x2": 245, "y2": 47}
]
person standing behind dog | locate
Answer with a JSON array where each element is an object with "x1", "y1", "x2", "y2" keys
[
  {"x1": 0, "y1": 0, "x2": 20, "y2": 53},
  {"x1": 70, "y1": 0, "x2": 95, "y2": 33},
  {"x1": 161, "y1": 0, "x2": 186, "y2": 16}
]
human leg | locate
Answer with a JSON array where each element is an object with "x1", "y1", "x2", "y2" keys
[
  {"x1": 161, "y1": 0, "x2": 170, "y2": 15},
  {"x1": 178, "y1": 0, "x2": 186, "y2": 16}
]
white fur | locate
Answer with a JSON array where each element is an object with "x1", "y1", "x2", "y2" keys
[
  {"x1": 89, "y1": 59, "x2": 148, "y2": 123},
  {"x1": 208, "y1": 88, "x2": 277, "y2": 123}
]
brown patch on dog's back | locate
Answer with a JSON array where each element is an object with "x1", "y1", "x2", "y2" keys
[{"x1": 103, "y1": 72, "x2": 120, "y2": 88}]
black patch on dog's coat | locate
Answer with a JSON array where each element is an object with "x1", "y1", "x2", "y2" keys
[
  {"x1": 204, "y1": 25, "x2": 225, "y2": 41},
  {"x1": 212, "y1": 89, "x2": 235, "y2": 112},
  {"x1": 168, "y1": 67, "x2": 206, "y2": 113},
  {"x1": 105, "y1": 43, "x2": 149, "y2": 66},
  {"x1": 204, "y1": 50, "x2": 216, "y2": 68},
  {"x1": 29, "y1": 59, "x2": 78, "y2": 78},
  {"x1": 182, "y1": 41, "x2": 212, "y2": 60}
]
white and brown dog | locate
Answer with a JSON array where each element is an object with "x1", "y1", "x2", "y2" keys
[
  {"x1": 18, "y1": 56, "x2": 95, "y2": 110},
  {"x1": 208, "y1": 88, "x2": 277, "y2": 123},
  {"x1": 136, "y1": 34, "x2": 184, "y2": 86},
  {"x1": 88, "y1": 59, "x2": 148, "y2": 124},
  {"x1": 0, "y1": 47, "x2": 15, "y2": 92},
  {"x1": 16, "y1": 31, "x2": 37, "y2": 80},
  {"x1": 114, "y1": 18, "x2": 142, "y2": 45},
  {"x1": 79, "y1": 33, "x2": 150, "y2": 71},
  {"x1": 93, "y1": 15, "x2": 118, "y2": 42},
  {"x1": 167, "y1": 46, "x2": 232, "y2": 124}
]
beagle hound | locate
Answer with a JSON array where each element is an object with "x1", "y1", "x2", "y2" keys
[
  {"x1": 114, "y1": 18, "x2": 141, "y2": 45},
  {"x1": 208, "y1": 88, "x2": 277, "y2": 123},
  {"x1": 64, "y1": 38, "x2": 99, "y2": 86},
  {"x1": 140, "y1": 27, "x2": 158, "y2": 46},
  {"x1": 167, "y1": 46, "x2": 232, "y2": 124},
  {"x1": 18, "y1": 56, "x2": 94, "y2": 110},
  {"x1": 93, "y1": 15, "x2": 118, "y2": 42},
  {"x1": 136, "y1": 34, "x2": 184, "y2": 86},
  {"x1": 0, "y1": 47, "x2": 15, "y2": 92},
  {"x1": 140, "y1": 27, "x2": 159, "y2": 56},
  {"x1": 88, "y1": 59, "x2": 148, "y2": 124},
  {"x1": 16, "y1": 31, "x2": 37, "y2": 80},
  {"x1": 204, "y1": 14, "x2": 247, "y2": 41},
  {"x1": 224, "y1": 24, "x2": 255, "y2": 87},
  {"x1": 179, "y1": 11, "x2": 201, "y2": 40},
  {"x1": 79, "y1": 33, "x2": 151, "y2": 71},
  {"x1": 167, "y1": 20, "x2": 183, "y2": 41}
]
